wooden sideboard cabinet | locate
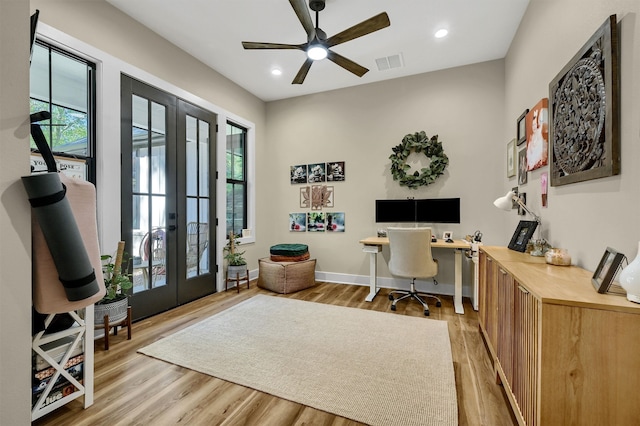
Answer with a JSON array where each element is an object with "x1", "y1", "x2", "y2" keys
[{"x1": 478, "y1": 246, "x2": 640, "y2": 426}]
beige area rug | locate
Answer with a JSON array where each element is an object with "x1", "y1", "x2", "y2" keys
[{"x1": 138, "y1": 295, "x2": 458, "y2": 426}]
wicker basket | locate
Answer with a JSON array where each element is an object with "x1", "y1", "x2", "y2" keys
[{"x1": 94, "y1": 296, "x2": 128, "y2": 325}]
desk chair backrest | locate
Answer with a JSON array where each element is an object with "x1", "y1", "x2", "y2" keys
[{"x1": 387, "y1": 227, "x2": 438, "y2": 279}]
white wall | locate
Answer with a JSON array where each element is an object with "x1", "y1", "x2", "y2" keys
[
  {"x1": 503, "y1": 0, "x2": 640, "y2": 270},
  {"x1": 265, "y1": 60, "x2": 506, "y2": 296},
  {"x1": 0, "y1": 1, "x2": 32, "y2": 424}
]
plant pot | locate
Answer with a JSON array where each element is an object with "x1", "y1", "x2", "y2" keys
[
  {"x1": 227, "y1": 264, "x2": 248, "y2": 279},
  {"x1": 95, "y1": 295, "x2": 129, "y2": 325}
]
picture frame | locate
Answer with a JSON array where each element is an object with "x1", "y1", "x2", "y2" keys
[
  {"x1": 507, "y1": 220, "x2": 538, "y2": 252},
  {"x1": 511, "y1": 187, "x2": 519, "y2": 209},
  {"x1": 507, "y1": 139, "x2": 516, "y2": 178},
  {"x1": 289, "y1": 213, "x2": 307, "y2": 232},
  {"x1": 549, "y1": 15, "x2": 620, "y2": 187},
  {"x1": 290, "y1": 165, "x2": 307, "y2": 184},
  {"x1": 517, "y1": 109, "x2": 529, "y2": 146},
  {"x1": 517, "y1": 192, "x2": 526, "y2": 216},
  {"x1": 326, "y1": 161, "x2": 345, "y2": 181},
  {"x1": 518, "y1": 147, "x2": 528, "y2": 185},
  {"x1": 307, "y1": 163, "x2": 326, "y2": 183},
  {"x1": 591, "y1": 247, "x2": 625, "y2": 293},
  {"x1": 442, "y1": 231, "x2": 453, "y2": 241},
  {"x1": 326, "y1": 212, "x2": 345, "y2": 232},
  {"x1": 525, "y1": 98, "x2": 549, "y2": 171}
]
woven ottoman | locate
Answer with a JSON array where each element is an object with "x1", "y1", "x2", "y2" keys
[{"x1": 257, "y1": 257, "x2": 316, "y2": 294}]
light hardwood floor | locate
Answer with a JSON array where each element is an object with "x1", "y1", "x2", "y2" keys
[{"x1": 33, "y1": 282, "x2": 517, "y2": 426}]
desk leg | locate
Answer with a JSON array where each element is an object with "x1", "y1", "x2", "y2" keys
[
  {"x1": 454, "y1": 249, "x2": 464, "y2": 314},
  {"x1": 363, "y1": 246, "x2": 381, "y2": 302}
]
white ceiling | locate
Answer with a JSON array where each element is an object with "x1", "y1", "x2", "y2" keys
[{"x1": 106, "y1": 0, "x2": 529, "y2": 102}]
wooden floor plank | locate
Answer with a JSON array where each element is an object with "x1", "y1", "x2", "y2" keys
[{"x1": 33, "y1": 282, "x2": 516, "y2": 425}]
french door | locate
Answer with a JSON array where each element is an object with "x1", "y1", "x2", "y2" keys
[{"x1": 120, "y1": 75, "x2": 216, "y2": 320}]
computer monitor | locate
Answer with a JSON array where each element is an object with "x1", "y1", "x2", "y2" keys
[
  {"x1": 416, "y1": 198, "x2": 460, "y2": 223},
  {"x1": 375, "y1": 199, "x2": 415, "y2": 223},
  {"x1": 375, "y1": 197, "x2": 460, "y2": 223}
]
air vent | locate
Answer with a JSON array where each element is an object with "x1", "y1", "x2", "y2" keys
[{"x1": 375, "y1": 53, "x2": 403, "y2": 71}]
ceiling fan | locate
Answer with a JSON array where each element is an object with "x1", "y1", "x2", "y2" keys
[{"x1": 242, "y1": 0, "x2": 390, "y2": 84}]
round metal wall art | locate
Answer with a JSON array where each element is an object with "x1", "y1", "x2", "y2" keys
[{"x1": 552, "y1": 53, "x2": 607, "y2": 175}]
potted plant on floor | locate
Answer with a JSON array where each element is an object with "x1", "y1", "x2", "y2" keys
[
  {"x1": 224, "y1": 231, "x2": 247, "y2": 279},
  {"x1": 95, "y1": 241, "x2": 133, "y2": 326}
]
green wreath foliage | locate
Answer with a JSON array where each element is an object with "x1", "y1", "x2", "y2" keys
[{"x1": 389, "y1": 131, "x2": 449, "y2": 189}]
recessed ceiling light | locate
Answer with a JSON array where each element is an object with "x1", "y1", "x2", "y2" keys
[
  {"x1": 271, "y1": 68, "x2": 282, "y2": 76},
  {"x1": 434, "y1": 28, "x2": 448, "y2": 39}
]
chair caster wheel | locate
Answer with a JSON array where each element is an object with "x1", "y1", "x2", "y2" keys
[
  {"x1": 424, "y1": 310, "x2": 430, "y2": 316},
  {"x1": 436, "y1": 301, "x2": 442, "y2": 307},
  {"x1": 388, "y1": 294, "x2": 394, "y2": 301},
  {"x1": 391, "y1": 304, "x2": 396, "y2": 311}
]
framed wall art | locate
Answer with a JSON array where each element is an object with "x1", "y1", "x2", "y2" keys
[
  {"x1": 517, "y1": 109, "x2": 529, "y2": 146},
  {"x1": 307, "y1": 163, "x2": 326, "y2": 183},
  {"x1": 326, "y1": 212, "x2": 345, "y2": 232},
  {"x1": 526, "y1": 98, "x2": 549, "y2": 171},
  {"x1": 307, "y1": 212, "x2": 325, "y2": 232},
  {"x1": 591, "y1": 247, "x2": 625, "y2": 293},
  {"x1": 326, "y1": 161, "x2": 345, "y2": 181},
  {"x1": 518, "y1": 148, "x2": 528, "y2": 185},
  {"x1": 310, "y1": 185, "x2": 333, "y2": 210},
  {"x1": 507, "y1": 220, "x2": 538, "y2": 252},
  {"x1": 290, "y1": 165, "x2": 307, "y2": 184},
  {"x1": 549, "y1": 14, "x2": 620, "y2": 186},
  {"x1": 507, "y1": 139, "x2": 516, "y2": 178},
  {"x1": 289, "y1": 213, "x2": 307, "y2": 232}
]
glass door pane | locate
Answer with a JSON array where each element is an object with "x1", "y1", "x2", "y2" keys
[
  {"x1": 177, "y1": 100, "x2": 216, "y2": 304},
  {"x1": 121, "y1": 76, "x2": 177, "y2": 320}
]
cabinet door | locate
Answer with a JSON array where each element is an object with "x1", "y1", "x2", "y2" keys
[
  {"x1": 478, "y1": 252, "x2": 499, "y2": 352},
  {"x1": 497, "y1": 268, "x2": 515, "y2": 385},
  {"x1": 512, "y1": 282, "x2": 539, "y2": 426}
]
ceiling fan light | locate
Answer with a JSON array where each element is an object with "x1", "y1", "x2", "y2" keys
[
  {"x1": 434, "y1": 28, "x2": 449, "y2": 39},
  {"x1": 307, "y1": 45, "x2": 328, "y2": 61}
]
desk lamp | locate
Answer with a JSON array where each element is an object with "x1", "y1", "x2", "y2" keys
[{"x1": 493, "y1": 191, "x2": 545, "y2": 255}]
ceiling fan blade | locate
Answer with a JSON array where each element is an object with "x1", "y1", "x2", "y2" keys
[
  {"x1": 327, "y1": 12, "x2": 390, "y2": 47},
  {"x1": 326, "y1": 50, "x2": 369, "y2": 77},
  {"x1": 242, "y1": 41, "x2": 304, "y2": 50},
  {"x1": 292, "y1": 58, "x2": 314, "y2": 84},
  {"x1": 289, "y1": 0, "x2": 315, "y2": 38}
]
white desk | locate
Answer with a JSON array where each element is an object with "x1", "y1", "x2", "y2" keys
[{"x1": 359, "y1": 236, "x2": 473, "y2": 314}]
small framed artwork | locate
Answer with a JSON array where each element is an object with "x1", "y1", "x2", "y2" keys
[
  {"x1": 326, "y1": 212, "x2": 345, "y2": 232},
  {"x1": 518, "y1": 148, "x2": 528, "y2": 185},
  {"x1": 442, "y1": 231, "x2": 453, "y2": 241},
  {"x1": 307, "y1": 163, "x2": 326, "y2": 183},
  {"x1": 300, "y1": 186, "x2": 310, "y2": 208},
  {"x1": 591, "y1": 248, "x2": 625, "y2": 293},
  {"x1": 290, "y1": 165, "x2": 307, "y2": 184},
  {"x1": 507, "y1": 138, "x2": 516, "y2": 178},
  {"x1": 511, "y1": 187, "x2": 519, "y2": 209},
  {"x1": 517, "y1": 109, "x2": 529, "y2": 146},
  {"x1": 525, "y1": 98, "x2": 549, "y2": 171},
  {"x1": 517, "y1": 192, "x2": 526, "y2": 216},
  {"x1": 289, "y1": 213, "x2": 307, "y2": 232},
  {"x1": 307, "y1": 212, "x2": 325, "y2": 232},
  {"x1": 326, "y1": 162, "x2": 345, "y2": 181},
  {"x1": 507, "y1": 220, "x2": 538, "y2": 252}
]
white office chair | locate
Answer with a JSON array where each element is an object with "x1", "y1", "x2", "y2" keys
[{"x1": 387, "y1": 227, "x2": 442, "y2": 316}]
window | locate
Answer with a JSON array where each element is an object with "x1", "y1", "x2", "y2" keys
[
  {"x1": 29, "y1": 41, "x2": 96, "y2": 182},
  {"x1": 226, "y1": 122, "x2": 247, "y2": 238}
]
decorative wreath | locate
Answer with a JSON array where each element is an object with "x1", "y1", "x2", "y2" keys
[{"x1": 389, "y1": 131, "x2": 449, "y2": 189}]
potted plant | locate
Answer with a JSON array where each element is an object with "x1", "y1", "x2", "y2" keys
[
  {"x1": 224, "y1": 231, "x2": 247, "y2": 279},
  {"x1": 95, "y1": 241, "x2": 133, "y2": 326}
]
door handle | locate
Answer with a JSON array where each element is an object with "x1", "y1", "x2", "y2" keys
[{"x1": 168, "y1": 225, "x2": 177, "y2": 231}]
